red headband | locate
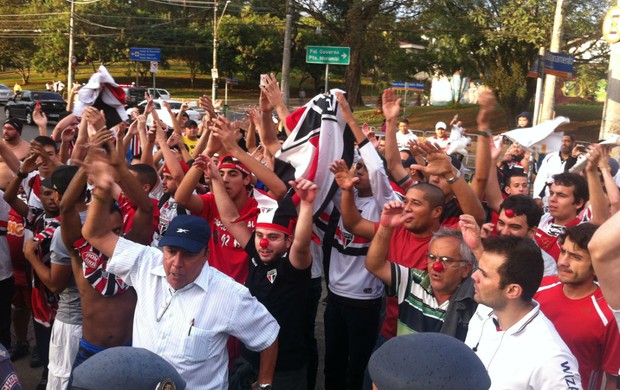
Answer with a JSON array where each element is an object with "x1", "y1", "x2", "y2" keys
[{"x1": 218, "y1": 155, "x2": 249, "y2": 175}]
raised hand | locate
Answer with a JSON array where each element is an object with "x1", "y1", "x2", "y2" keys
[
  {"x1": 290, "y1": 178, "x2": 318, "y2": 204},
  {"x1": 261, "y1": 73, "x2": 284, "y2": 109},
  {"x1": 379, "y1": 201, "x2": 410, "y2": 228},
  {"x1": 476, "y1": 89, "x2": 496, "y2": 131},
  {"x1": 382, "y1": 88, "x2": 402, "y2": 122},
  {"x1": 335, "y1": 92, "x2": 354, "y2": 124},
  {"x1": 329, "y1": 159, "x2": 358, "y2": 191},
  {"x1": 211, "y1": 116, "x2": 238, "y2": 152},
  {"x1": 458, "y1": 214, "x2": 483, "y2": 252},
  {"x1": 586, "y1": 144, "x2": 603, "y2": 173},
  {"x1": 21, "y1": 148, "x2": 40, "y2": 174},
  {"x1": 83, "y1": 106, "x2": 106, "y2": 132},
  {"x1": 199, "y1": 95, "x2": 215, "y2": 117},
  {"x1": 409, "y1": 141, "x2": 454, "y2": 177},
  {"x1": 61, "y1": 127, "x2": 76, "y2": 143},
  {"x1": 32, "y1": 104, "x2": 48, "y2": 129}
]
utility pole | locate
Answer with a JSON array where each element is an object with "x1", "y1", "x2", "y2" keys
[
  {"x1": 533, "y1": 47, "x2": 545, "y2": 126},
  {"x1": 211, "y1": 0, "x2": 218, "y2": 102},
  {"x1": 280, "y1": 0, "x2": 293, "y2": 106},
  {"x1": 600, "y1": 2, "x2": 620, "y2": 157},
  {"x1": 67, "y1": 0, "x2": 75, "y2": 94},
  {"x1": 540, "y1": 0, "x2": 568, "y2": 122},
  {"x1": 211, "y1": 0, "x2": 230, "y2": 102}
]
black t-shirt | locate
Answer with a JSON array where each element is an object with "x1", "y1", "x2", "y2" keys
[{"x1": 242, "y1": 233, "x2": 311, "y2": 371}]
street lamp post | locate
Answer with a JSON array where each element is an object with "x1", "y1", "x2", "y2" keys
[{"x1": 212, "y1": 0, "x2": 230, "y2": 102}]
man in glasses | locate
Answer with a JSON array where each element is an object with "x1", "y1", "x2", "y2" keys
[{"x1": 365, "y1": 202, "x2": 477, "y2": 341}]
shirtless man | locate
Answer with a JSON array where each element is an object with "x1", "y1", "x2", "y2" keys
[
  {"x1": 0, "y1": 118, "x2": 30, "y2": 188},
  {"x1": 58, "y1": 120, "x2": 150, "y2": 373}
]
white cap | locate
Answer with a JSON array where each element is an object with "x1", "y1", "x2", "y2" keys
[{"x1": 435, "y1": 121, "x2": 447, "y2": 130}]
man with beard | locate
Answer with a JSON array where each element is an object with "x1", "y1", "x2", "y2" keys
[
  {"x1": 536, "y1": 224, "x2": 620, "y2": 390},
  {"x1": 204, "y1": 150, "x2": 316, "y2": 389},
  {"x1": 0, "y1": 118, "x2": 30, "y2": 189}
]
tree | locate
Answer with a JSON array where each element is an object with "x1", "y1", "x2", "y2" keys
[
  {"x1": 218, "y1": 12, "x2": 284, "y2": 82},
  {"x1": 296, "y1": 0, "x2": 416, "y2": 105},
  {"x1": 417, "y1": 0, "x2": 609, "y2": 127}
]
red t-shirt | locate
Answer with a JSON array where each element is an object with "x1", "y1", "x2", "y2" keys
[
  {"x1": 198, "y1": 193, "x2": 258, "y2": 284},
  {"x1": 379, "y1": 223, "x2": 432, "y2": 339},
  {"x1": 536, "y1": 276, "x2": 620, "y2": 390},
  {"x1": 119, "y1": 194, "x2": 160, "y2": 238},
  {"x1": 535, "y1": 215, "x2": 580, "y2": 262}
]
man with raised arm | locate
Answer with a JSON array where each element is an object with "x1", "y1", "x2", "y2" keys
[
  {"x1": 365, "y1": 199, "x2": 478, "y2": 340},
  {"x1": 203, "y1": 150, "x2": 316, "y2": 389},
  {"x1": 81, "y1": 157, "x2": 279, "y2": 390}
]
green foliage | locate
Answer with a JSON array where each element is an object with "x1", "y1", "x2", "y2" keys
[
  {"x1": 218, "y1": 12, "x2": 284, "y2": 82},
  {"x1": 416, "y1": 0, "x2": 608, "y2": 126}
]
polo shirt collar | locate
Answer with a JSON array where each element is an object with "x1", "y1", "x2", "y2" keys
[{"x1": 491, "y1": 301, "x2": 541, "y2": 336}]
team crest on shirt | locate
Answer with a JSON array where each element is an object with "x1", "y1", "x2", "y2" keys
[
  {"x1": 267, "y1": 269, "x2": 277, "y2": 284},
  {"x1": 341, "y1": 230, "x2": 354, "y2": 249}
]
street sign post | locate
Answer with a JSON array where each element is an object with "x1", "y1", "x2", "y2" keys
[
  {"x1": 391, "y1": 81, "x2": 425, "y2": 119},
  {"x1": 150, "y1": 61, "x2": 158, "y2": 89},
  {"x1": 543, "y1": 52, "x2": 574, "y2": 78},
  {"x1": 306, "y1": 46, "x2": 350, "y2": 65},
  {"x1": 306, "y1": 46, "x2": 351, "y2": 92},
  {"x1": 130, "y1": 48, "x2": 161, "y2": 62},
  {"x1": 130, "y1": 48, "x2": 161, "y2": 86}
]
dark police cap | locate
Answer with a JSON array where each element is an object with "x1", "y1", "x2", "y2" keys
[
  {"x1": 368, "y1": 333, "x2": 490, "y2": 390},
  {"x1": 72, "y1": 346, "x2": 186, "y2": 390}
]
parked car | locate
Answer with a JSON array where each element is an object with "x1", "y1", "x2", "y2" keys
[
  {"x1": 121, "y1": 86, "x2": 148, "y2": 108},
  {"x1": 137, "y1": 99, "x2": 202, "y2": 127},
  {"x1": 147, "y1": 88, "x2": 171, "y2": 100},
  {"x1": 5, "y1": 90, "x2": 67, "y2": 125},
  {"x1": 0, "y1": 84, "x2": 14, "y2": 104}
]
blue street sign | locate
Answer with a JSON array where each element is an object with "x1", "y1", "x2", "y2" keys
[
  {"x1": 130, "y1": 48, "x2": 161, "y2": 62},
  {"x1": 392, "y1": 81, "x2": 425, "y2": 91},
  {"x1": 543, "y1": 52, "x2": 574, "y2": 78}
]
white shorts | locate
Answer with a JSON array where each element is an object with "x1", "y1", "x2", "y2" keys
[{"x1": 47, "y1": 320, "x2": 82, "y2": 390}]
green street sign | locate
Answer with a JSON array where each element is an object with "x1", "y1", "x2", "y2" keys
[{"x1": 306, "y1": 46, "x2": 351, "y2": 65}]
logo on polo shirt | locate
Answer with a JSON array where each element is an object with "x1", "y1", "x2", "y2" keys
[
  {"x1": 176, "y1": 228, "x2": 189, "y2": 233},
  {"x1": 267, "y1": 269, "x2": 277, "y2": 284}
]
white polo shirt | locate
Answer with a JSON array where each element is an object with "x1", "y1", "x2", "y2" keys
[
  {"x1": 107, "y1": 237, "x2": 279, "y2": 390},
  {"x1": 465, "y1": 302, "x2": 582, "y2": 390}
]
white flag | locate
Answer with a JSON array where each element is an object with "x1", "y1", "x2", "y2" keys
[{"x1": 501, "y1": 116, "x2": 570, "y2": 153}]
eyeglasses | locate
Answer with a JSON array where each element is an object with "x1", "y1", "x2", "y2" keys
[{"x1": 426, "y1": 254, "x2": 467, "y2": 269}]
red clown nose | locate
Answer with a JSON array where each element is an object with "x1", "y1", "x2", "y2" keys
[
  {"x1": 504, "y1": 209, "x2": 515, "y2": 218},
  {"x1": 432, "y1": 261, "x2": 444, "y2": 272},
  {"x1": 259, "y1": 238, "x2": 270, "y2": 248}
]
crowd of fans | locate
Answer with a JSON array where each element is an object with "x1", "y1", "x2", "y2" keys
[{"x1": 0, "y1": 72, "x2": 619, "y2": 390}]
